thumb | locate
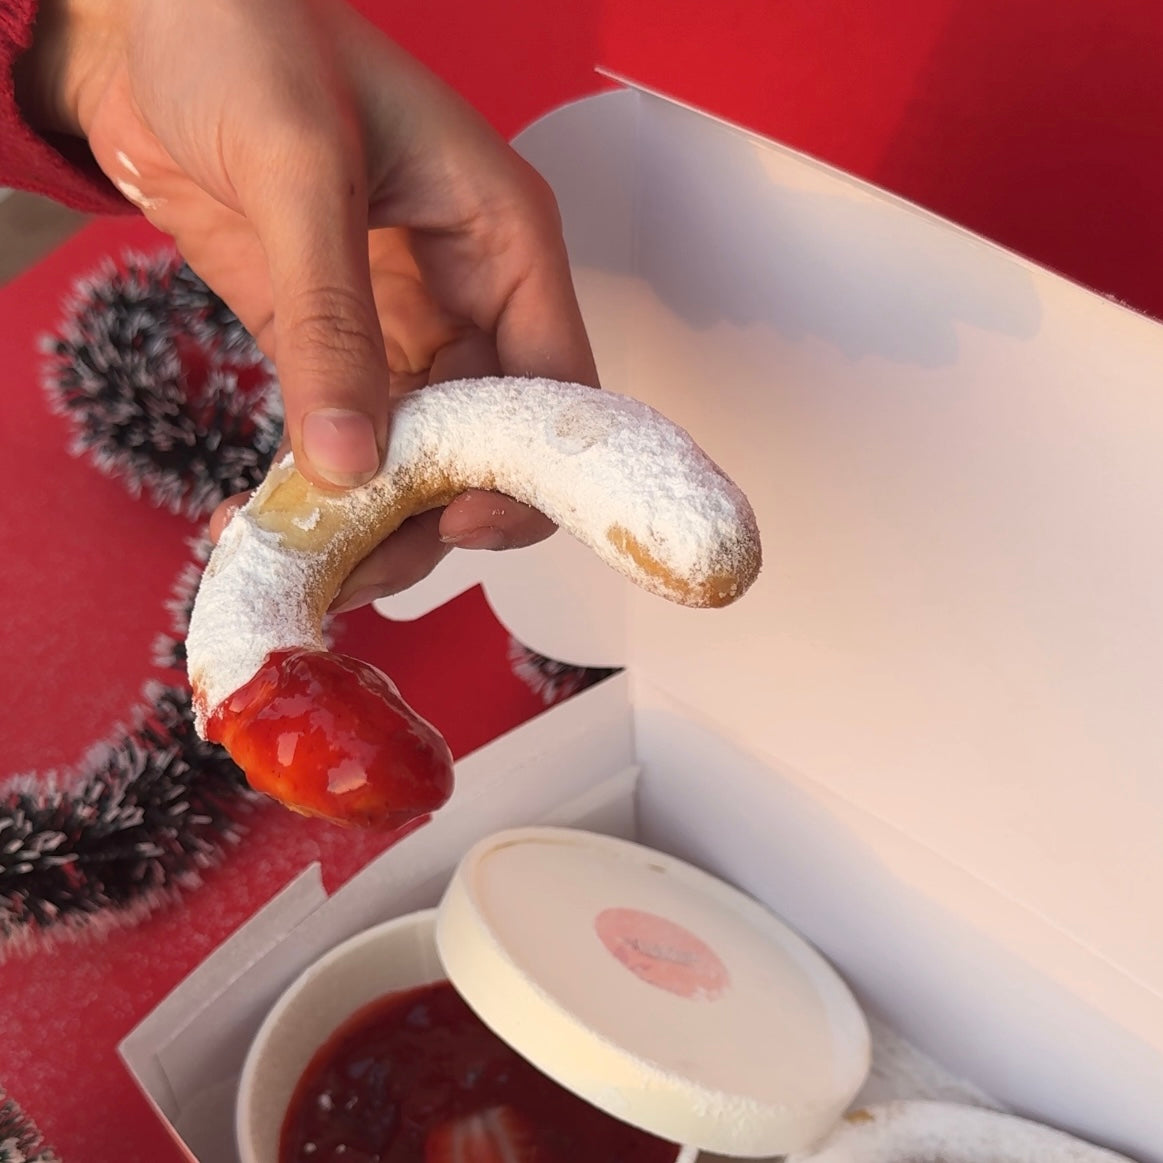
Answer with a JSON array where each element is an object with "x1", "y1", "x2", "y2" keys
[{"x1": 247, "y1": 146, "x2": 389, "y2": 489}]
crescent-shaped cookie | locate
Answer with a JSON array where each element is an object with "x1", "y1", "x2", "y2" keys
[{"x1": 186, "y1": 377, "x2": 761, "y2": 827}]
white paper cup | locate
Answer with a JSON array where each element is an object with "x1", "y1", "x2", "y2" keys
[{"x1": 236, "y1": 908, "x2": 694, "y2": 1163}]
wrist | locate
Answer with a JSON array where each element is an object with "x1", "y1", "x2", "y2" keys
[{"x1": 15, "y1": 0, "x2": 126, "y2": 137}]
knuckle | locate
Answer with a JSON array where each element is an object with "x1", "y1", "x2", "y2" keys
[
  {"x1": 475, "y1": 166, "x2": 567, "y2": 274},
  {"x1": 286, "y1": 286, "x2": 383, "y2": 367},
  {"x1": 517, "y1": 165, "x2": 564, "y2": 234}
]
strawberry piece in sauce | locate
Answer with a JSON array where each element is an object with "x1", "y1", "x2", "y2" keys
[
  {"x1": 207, "y1": 649, "x2": 454, "y2": 828},
  {"x1": 424, "y1": 1106, "x2": 539, "y2": 1163}
]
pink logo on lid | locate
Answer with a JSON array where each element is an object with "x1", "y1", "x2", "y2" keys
[{"x1": 595, "y1": 907, "x2": 729, "y2": 1001}]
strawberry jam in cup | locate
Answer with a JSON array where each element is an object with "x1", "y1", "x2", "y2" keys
[
  {"x1": 279, "y1": 978, "x2": 677, "y2": 1162},
  {"x1": 237, "y1": 911, "x2": 687, "y2": 1163}
]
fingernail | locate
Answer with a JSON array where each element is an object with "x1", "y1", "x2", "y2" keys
[
  {"x1": 441, "y1": 526, "x2": 507, "y2": 550},
  {"x1": 331, "y1": 585, "x2": 392, "y2": 614},
  {"x1": 302, "y1": 409, "x2": 380, "y2": 487}
]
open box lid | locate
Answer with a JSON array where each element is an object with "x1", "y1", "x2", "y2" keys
[
  {"x1": 437, "y1": 826, "x2": 870, "y2": 1156},
  {"x1": 378, "y1": 79, "x2": 1163, "y2": 1128}
]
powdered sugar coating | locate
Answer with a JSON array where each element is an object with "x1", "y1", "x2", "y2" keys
[
  {"x1": 187, "y1": 377, "x2": 760, "y2": 730},
  {"x1": 787, "y1": 1101, "x2": 1134, "y2": 1163},
  {"x1": 382, "y1": 379, "x2": 755, "y2": 585}
]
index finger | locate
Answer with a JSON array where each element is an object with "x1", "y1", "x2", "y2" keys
[{"x1": 489, "y1": 176, "x2": 599, "y2": 389}]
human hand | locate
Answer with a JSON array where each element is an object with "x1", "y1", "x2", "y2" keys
[{"x1": 25, "y1": 0, "x2": 597, "y2": 609}]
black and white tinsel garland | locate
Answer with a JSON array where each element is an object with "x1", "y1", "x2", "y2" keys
[
  {"x1": 0, "y1": 1088, "x2": 58, "y2": 1163},
  {"x1": 4, "y1": 250, "x2": 613, "y2": 955},
  {"x1": 40, "y1": 252, "x2": 282, "y2": 520},
  {"x1": 0, "y1": 530, "x2": 265, "y2": 953},
  {"x1": 2, "y1": 254, "x2": 279, "y2": 954},
  {"x1": 507, "y1": 640, "x2": 618, "y2": 705}
]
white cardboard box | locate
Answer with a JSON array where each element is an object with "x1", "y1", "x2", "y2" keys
[{"x1": 121, "y1": 82, "x2": 1163, "y2": 1162}]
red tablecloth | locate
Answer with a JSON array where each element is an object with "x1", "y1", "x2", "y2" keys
[{"x1": 3, "y1": 1, "x2": 1163, "y2": 1159}]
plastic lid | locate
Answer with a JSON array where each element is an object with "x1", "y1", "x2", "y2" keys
[{"x1": 435, "y1": 827, "x2": 870, "y2": 1157}]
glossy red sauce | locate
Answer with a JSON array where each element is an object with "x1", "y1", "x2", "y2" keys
[
  {"x1": 207, "y1": 649, "x2": 454, "y2": 828},
  {"x1": 280, "y1": 980, "x2": 678, "y2": 1163}
]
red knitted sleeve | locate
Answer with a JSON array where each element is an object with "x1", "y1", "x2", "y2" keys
[{"x1": 0, "y1": 0, "x2": 130, "y2": 213}]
